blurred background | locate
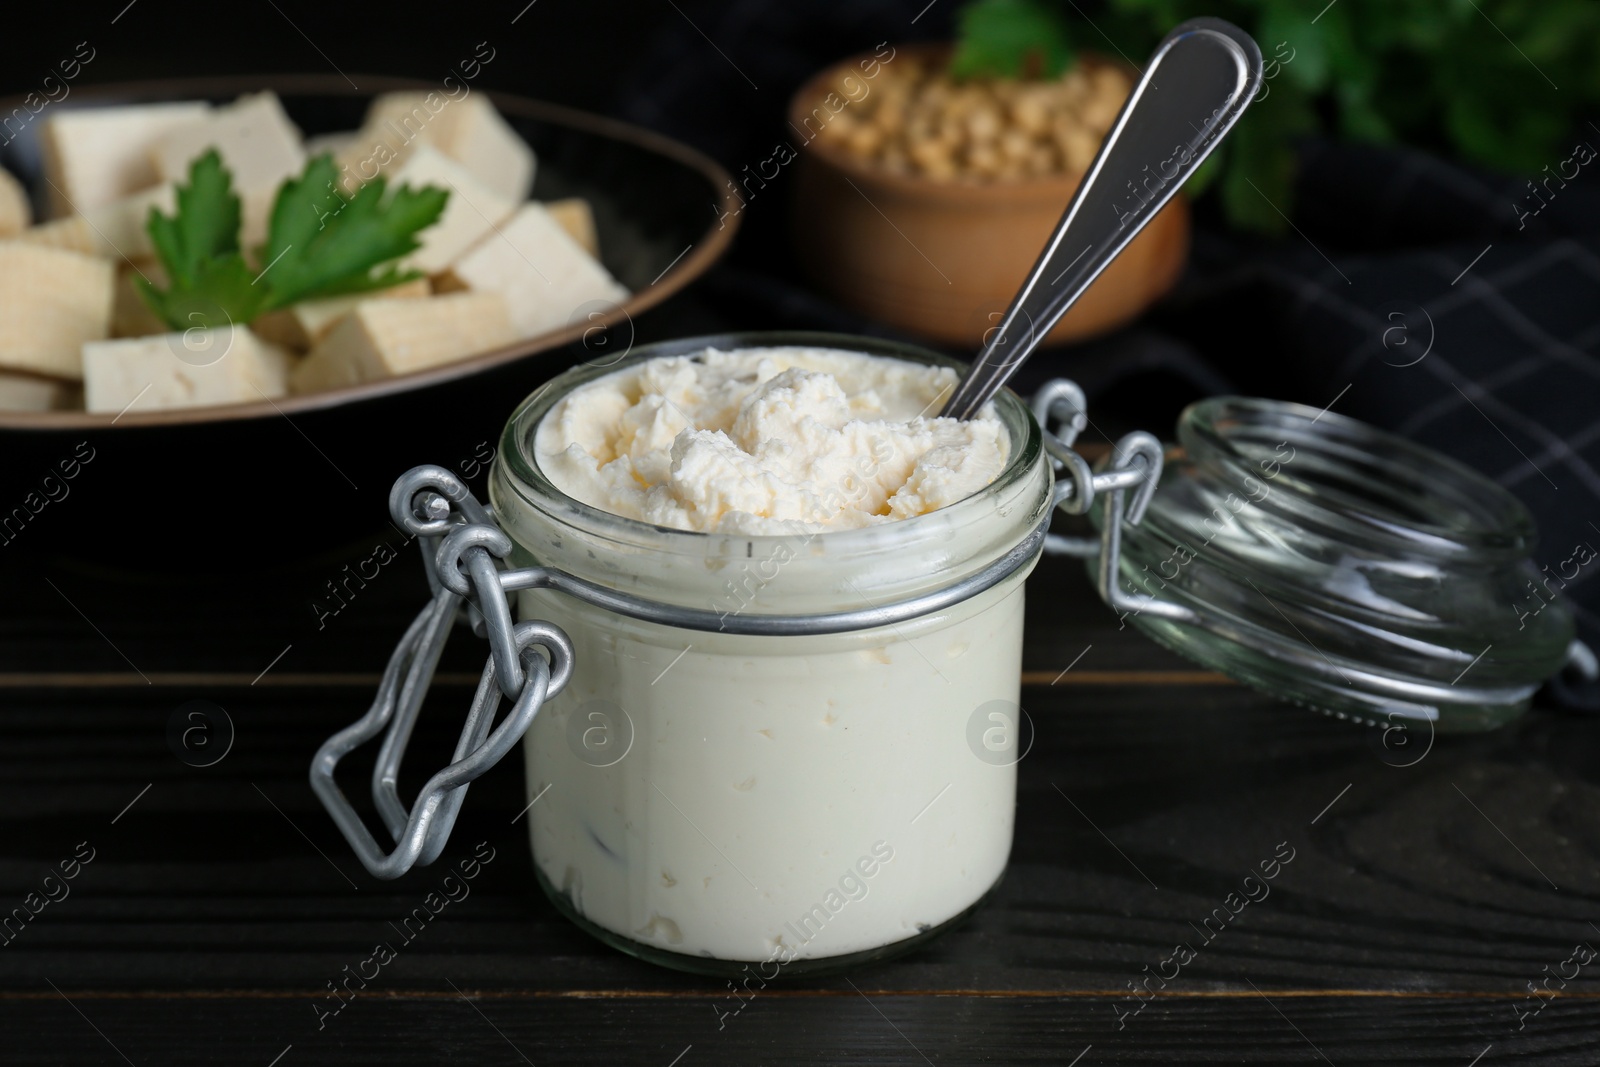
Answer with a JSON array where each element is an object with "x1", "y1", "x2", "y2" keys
[{"x1": 5, "y1": 0, "x2": 1599, "y2": 654}]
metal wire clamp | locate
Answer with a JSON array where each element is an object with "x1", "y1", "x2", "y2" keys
[
  {"x1": 310, "y1": 380, "x2": 1170, "y2": 879},
  {"x1": 1034, "y1": 381, "x2": 1199, "y2": 626}
]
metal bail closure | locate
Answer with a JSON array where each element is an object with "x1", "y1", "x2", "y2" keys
[
  {"x1": 309, "y1": 474, "x2": 574, "y2": 880},
  {"x1": 308, "y1": 403, "x2": 1177, "y2": 881},
  {"x1": 1035, "y1": 377, "x2": 1197, "y2": 626}
]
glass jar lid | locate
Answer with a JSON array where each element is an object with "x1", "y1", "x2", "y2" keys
[{"x1": 1097, "y1": 396, "x2": 1576, "y2": 733}]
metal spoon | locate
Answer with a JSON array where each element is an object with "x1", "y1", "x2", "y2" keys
[{"x1": 941, "y1": 17, "x2": 1264, "y2": 420}]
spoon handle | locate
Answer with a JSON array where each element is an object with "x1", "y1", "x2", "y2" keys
[{"x1": 941, "y1": 17, "x2": 1264, "y2": 420}]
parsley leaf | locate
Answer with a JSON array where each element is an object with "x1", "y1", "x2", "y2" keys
[
  {"x1": 953, "y1": 0, "x2": 1600, "y2": 233},
  {"x1": 138, "y1": 151, "x2": 448, "y2": 331},
  {"x1": 253, "y1": 155, "x2": 448, "y2": 308},
  {"x1": 136, "y1": 150, "x2": 262, "y2": 331},
  {"x1": 951, "y1": 0, "x2": 1074, "y2": 80},
  {"x1": 137, "y1": 255, "x2": 268, "y2": 334},
  {"x1": 146, "y1": 149, "x2": 240, "y2": 284}
]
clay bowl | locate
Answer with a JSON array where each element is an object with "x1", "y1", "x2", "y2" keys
[{"x1": 789, "y1": 44, "x2": 1188, "y2": 347}]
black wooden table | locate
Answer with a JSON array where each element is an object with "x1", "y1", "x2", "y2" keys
[{"x1": 4, "y1": 508, "x2": 1597, "y2": 1066}]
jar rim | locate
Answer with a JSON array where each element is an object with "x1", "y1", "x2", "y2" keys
[
  {"x1": 1179, "y1": 395, "x2": 1536, "y2": 557},
  {"x1": 1112, "y1": 394, "x2": 1572, "y2": 732},
  {"x1": 493, "y1": 331, "x2": 1044, "y2": 557}
]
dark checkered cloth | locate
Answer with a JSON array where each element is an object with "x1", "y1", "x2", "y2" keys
[
  {"x1": 618, "y1": 4, "x2": 1600, "y2": 704},
  {"x1": 1165, "y1": 138, "x2": 1600, "y2": 678}
]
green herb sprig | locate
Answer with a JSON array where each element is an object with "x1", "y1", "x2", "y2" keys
[
  {"x1": 138, "y1": 150, "x2": 448, "y2": 330},
  {"x1": 951, "y1": 0, "x2": 1600, "y2": 233}
]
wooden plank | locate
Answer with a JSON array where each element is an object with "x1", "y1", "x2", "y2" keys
[
  {"x1": 2, "y1": 992, "x2": 1594, "y2": 1066},
  {"x1": 4, "y1": 448, "x2": 1592, "y2": 1062},
  {"x1": 0, "y1": 669, "x2": 1233, "y2": 689},
  {"x1": 5, "y1": 986, "x2": 1599, "y2": 1000},
  {"x1": 0, "y1": 686, "x2": 1591, "y2": 998},
  {"x1": 0, "y1": 672, "x2": 478, "y2": 688},
  {"x1": 1020, "y1": 669, "x2": 1231, "y2": 686}
]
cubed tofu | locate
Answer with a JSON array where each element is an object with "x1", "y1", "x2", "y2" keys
[
  {"x1": 361, "y1": 91, "x2": 454, "y2": 159},
  {"x1": 334, "y1": 97, "x2": 449, "y2": 196},
  {"x1": 16, "y1": 184, "x2": 173, "y2": 262},
  {"x1": 150, "y1": 92, "x2": 305, "y2": 194},
  {"x1": 436, "y1": 202, "x2": 628, "y2": 339},
  {"x1": 0, "y1": 168, "x2": 31, "y2": 238},
  {"x1": 0, "y1": 370, "x2": 77, "y2": 411},
  {"x1": 14, "y1": 216, "x2": 95, "y2": 256},
  {"x1": 388, "y1": 145, "x2": 518, "y2": 274},
  {"x1": 240, "y1": 185, "x2": 276, "y2": 261},
  {"x1": 333, "y1": 132, "x2": 398, "y2": 197},
  {"x1": 343, "y1": 92, "x2": 535, "y2": 203},
  {"x1": 291, "y1": 291, "x2": 513, "y2": 393},
  {"x1": 0, "y1": 244, "x2": 114, "y2": 379},
  {"x1": 87, "y1": 185, "x2": 175, "y2": 261},
  {"x1": 111, "y1": 261, "x2": 169, "y2": 338},
  {"x1": 305, "y1": 129, "x2": 358, "y2": 158},
  {"x1": 18, "y1": 181, "x2": 275, "y2": 266},
  {"x1": 39, "y1": 101, "x2": 210, "y2": 215},
  {"x1": 82, "y1": 326, "x2": 294, "y2": 414},
  {"x1": 253, "y1": 277, "x2": 431, "y2": 350},
  {"x1": 96, "y1": 185, "x2": 176, "y2": 260},
  {"x1": 543, "y1": 197, "x2": 599, "y2": 257},
  {"x1": 435, "y1": 95, "x2": 535, "y2": 203}
]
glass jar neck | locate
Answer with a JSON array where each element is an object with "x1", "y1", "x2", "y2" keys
[
  {"x1": 489, "y1": 333, "x2": 1055, "y2": 617},
  {"x1": 1109, "y1": 395, "x2": 1573, "y2": 731},
  {"x1": 1178, "y1": 396, "x2": 1536, "y2": 563}
]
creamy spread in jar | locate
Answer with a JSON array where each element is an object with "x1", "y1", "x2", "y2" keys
[
  {"x1": 534, "y1": 347, "x2": 1008, "y2": 533},
  {"x1": 493, "y1": 339, "x2": 1052, "y2": 973}
]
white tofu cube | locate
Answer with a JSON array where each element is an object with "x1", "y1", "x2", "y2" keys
[
  {"x1": 437, "y1": 202, "x2": 628, "y2": 339},
  {"x1": 17, "y1": 180, "x2": 275, "y2": 266},
  {"x1": 85, "y1": 185, "x2": 174, "y2": 260},
  {"x1": 291, "y1": 291, "x2": 513, "y2": 393},
  {"x1": 150, "y1": 92, "x2": 305, "y2": 195},
  {"x1": 331, "y1": 96, "x2": 445, "y2": 197},
  {"x1": 83, "y1": 326, "x2": 294, "y2": 414},
  {"x1": 39, "y1": 101, "x2": 210, "y2": 215},
  {"x1": 433, "y1": 95, "x2": 535, "y2": 203},
  {"x1": 0, "y1": 370, "x2": 77, "y2": 411},
  {"x1": 15, "y1": 184, "x2": 172, "y2": 262},
  {"x1": 0, "y1": 168, "x2": 31, "y2": 238},
  {"x1": 388, "y1": 145, "x2": 518, "y2": 274},
  {"x1": 544, "y1": 197, "x2": 599, "y2": 257},
  {"x1": 240, "y1": 185, "x2": 277, "y2": 261},
  {"x1": 344, "y1": 92, "x2": 534, "y2": 203},
  {"x1": 305, "y1": 129, "x2": 358, "y2": 158},
  {"x1": 14, "y1": 216, "x2": 95, "y2": 257},
  {"x1": 253, "y1": 277, "x2": 431, "y2": 350},
  {"x1": 0, "y1": 243, "x2": 114, "y2": 379},
  {"x1": 111, "y1": 261, "x2": 168, "y2": 338}
]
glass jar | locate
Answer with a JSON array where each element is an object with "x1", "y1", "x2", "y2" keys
[
  {"x1": 312, "y1": 348, "x2": 1591, "y2": 975},
  {"x1": 1105, "y1": 396, "x2": 1576, "y2": 732},
  {"x1": 488, "y1": 333, "x2": 1054, "y2": 976}
]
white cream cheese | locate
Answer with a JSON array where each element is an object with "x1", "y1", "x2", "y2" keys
[
  {"x1": 534, "y1": 346, "x2": 1008, "y2": 534},
  {"x1": 500, "y1": 344, "x2": 1051, "y2": 968}
]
